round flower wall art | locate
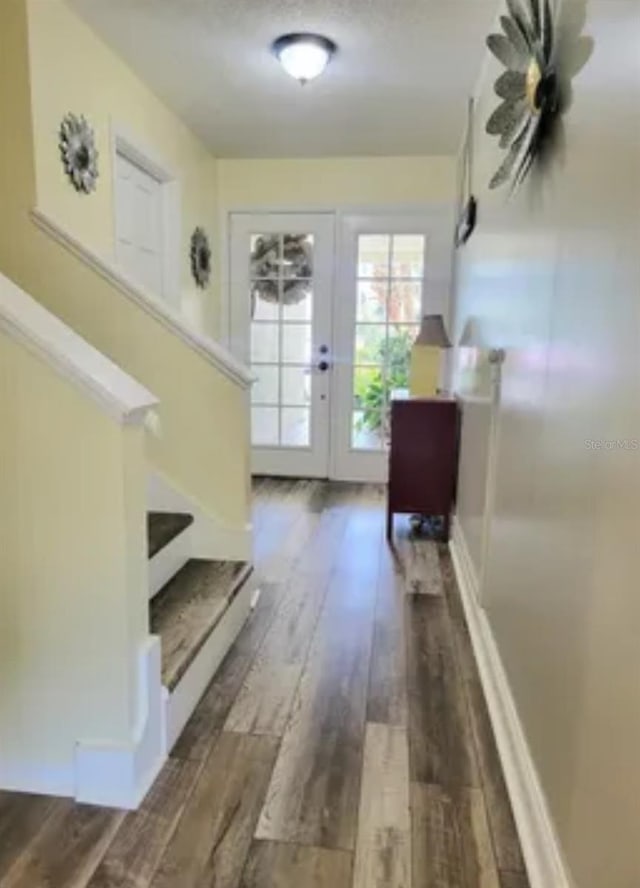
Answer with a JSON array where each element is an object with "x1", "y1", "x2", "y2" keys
[
  {"x1": 59, "y1": 113, "x2": 99, "y2": 194},
  {"x1": 190, "y1": 227, "x2": 212, "y2": 289},
  {"x1": 485, "y1": 0, "x2": 593, "y2": 190}
]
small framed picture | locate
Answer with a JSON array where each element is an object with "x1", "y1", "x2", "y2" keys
[
  {"x1": 455, "y1": 98, "x2": 477, "y2": 248},
  {"x1": 456, "y1": 195, "x2": 477, "y2": 247}
]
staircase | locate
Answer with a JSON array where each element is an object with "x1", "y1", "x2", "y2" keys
[{"x1": 146, "y1": 511, "x2": 254, "y2": 751}]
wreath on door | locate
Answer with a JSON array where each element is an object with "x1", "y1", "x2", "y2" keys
[{"x1": 250, "y1": 234, "x2": 312, "y2": 316}]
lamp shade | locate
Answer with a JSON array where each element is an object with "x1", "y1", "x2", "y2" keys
[{"x1": 414, "y1": 314, "x2": 452, "y2": 348}]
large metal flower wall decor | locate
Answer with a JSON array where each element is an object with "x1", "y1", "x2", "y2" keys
[
  {"x1": 59, "y1": 113, "x2": 99, "y2": 194},
  {"x1": 250, "y1": 234, "x2": 312, "y2": 311},
  {"x1": 486, "y1": 0, "x2": 561, "y2": 189},
  {"x1": 190, "y1": 227, "x2": 212, "y2": 288}
]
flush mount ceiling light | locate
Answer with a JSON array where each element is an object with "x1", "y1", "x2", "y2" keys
[{"x1": 272, "y1": 33, "x2": 337, "y2": 84}]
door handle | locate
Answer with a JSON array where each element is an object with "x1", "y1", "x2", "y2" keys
[{"x1": 318, "y1": 360, "x2": 330, "y2": 372}]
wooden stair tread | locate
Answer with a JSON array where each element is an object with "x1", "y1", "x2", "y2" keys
[
  {"x1": 147, "y1": 511, "x2": 194, "y2": 559},
  {"x1": 150, "y1": 559, "x2": 253, "y2": 691}
]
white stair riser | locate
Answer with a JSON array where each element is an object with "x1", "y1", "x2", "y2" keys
[
  {"x1": 165, "y1": 581, "x2": 256, "y2": 751},
  {"x1": 149, "y1": 525, "x2": 193, "y2": 599}
]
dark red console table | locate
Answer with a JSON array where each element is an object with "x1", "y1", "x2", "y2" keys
[{"x1": 386, "y1": 396, "x2": 459, "y2": 542}]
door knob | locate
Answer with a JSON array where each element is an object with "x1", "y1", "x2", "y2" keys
[{"x1": 318, "y1": 360, "x2": 330, "y2": 372}]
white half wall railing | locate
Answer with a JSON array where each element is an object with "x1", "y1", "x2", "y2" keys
[
  {"x1": 31, "y1": 207, "x2": 254, "y2": 391},
  {"x1": 0, "y1": 269, "x2": 165, "y2": 807},
  {"x1": 0, "y1": 269, "x2": 159, "y2": 425}
]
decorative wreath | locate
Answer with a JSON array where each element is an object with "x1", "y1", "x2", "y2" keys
[
  {"x1": 59, "y1": 113, "x2": 99, "y2": 194},
  {"x1": 250, "y1": 234, "x2": 312, "y2": 308},
  {"x1": 190, "y1": 227, "x2": 212, "y2": 288}
]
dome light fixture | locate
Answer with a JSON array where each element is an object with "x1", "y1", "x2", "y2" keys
[{"x1": 272, "y1": 33, "x2": 337, "y2": 84}]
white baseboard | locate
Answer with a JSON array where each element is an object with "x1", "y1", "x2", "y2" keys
[
  {"x1": 0, "y1": 762, "x2": 74, "y2": 799},
  {"x1": 449, "y1": 517, "x2": 574, "y2": 888},
  {"x1": 149, "y1": 523, "x2": 192, "y2": 598},
  {"x1": 148, "y1": 470, "x2": 251, "y2": 562},
  {"x1": 165, "y1": 580, "x2": 255, "y2": 751},
  {"x1": 75, "y1": 636, "x2": 166, "y2": 809}
]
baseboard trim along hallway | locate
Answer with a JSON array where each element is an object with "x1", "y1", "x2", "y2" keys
[{"x1": 449, "y1": 516, "x2": 574, "y2": 888}]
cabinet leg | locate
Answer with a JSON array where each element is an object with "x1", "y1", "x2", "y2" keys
[
  {"x1": 442, "y1": 512, "x2": 451, "y2": 542},
  {"x1": 386, "y1": 507, "x2": 393, "y2": 542}
]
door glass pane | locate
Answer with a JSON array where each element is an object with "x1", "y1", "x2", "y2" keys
[
  {"x1": 385, "y1": 326, "x2": 416, "y2": 393},
  {"x1": 282, "y1": 407, "x2": 310, "y2": 447},
  {"x1": 282, "y1": 234, "x2": 314, "y2": 279},
  {"x1": 357, "y1": 281, "x2": 387, "y2": 323},
  {"x1": 282, "y1": 324, "x2": 312, "y2": 364},
  {"x1": 389, "y1": 282, "x2": 422, "y2": 324},
  {"x1": 358, "y1": 235, "x2": 390, "y2": 278},
  {"x1": 251, "y1": 323, "x2": 279, "y2": 363},
  {"x1": 252, "y1": 365, "x2": 279, "y2": 404},
  {"x1": 282, "y1": 283, "x2": 313, "y2": 321},
  {"x1": 353, "y1": 366, "x2": 383, "y2": 410},
  {"x1": 250, "y1": 234, "x2": 280, "y2": 279},
  {"x1": 355, "y1": 325, "x2": 387, "y2": 364},
  {"x1": 252, "y1": 291, "x2": 279, "y2": 321},
  {"x1": 352, "y1": 410, "x2": 386, "y2": 451},
  {"x1": 252, "y1": 407, "x2": 279, "y2": 446},
  {"x1": 282, "y1": 366, "x2": 311, "y2": 405},
  {"x1": 391, "y1": 235, "x2": 425, "y2": 278}
]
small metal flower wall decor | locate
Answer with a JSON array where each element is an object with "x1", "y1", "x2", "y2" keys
[
  {"x1": 250, "y1": 234, "x2": 312, "y2": 309},
  {"x1": 190, "y1": 227, "x2": 212, "y2": 288},
  {"x1": 59, "y1": 113, "x2": 99, "y2": 194},
  {"x1": 486, "y1": 0, "x2": 561, "y2": 189}
]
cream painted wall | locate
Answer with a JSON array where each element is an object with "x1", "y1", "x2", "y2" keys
[
  {"x1": 0, "y1": 0, "x2": 250, "y2": 533},
  {"x1": 217, "y1": 156, "x2": 456, "y2": 210},
  {"x1": 0, "y1": 328, "x2": 148, "y2": 789},
  {"x1": 452, "y1": 1, "x2": 640, "y2": 885},
  {"x1": 27, "y1": 0, "x2": 220, "y2": 336}
]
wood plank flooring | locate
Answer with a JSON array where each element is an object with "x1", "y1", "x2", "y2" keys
[
  {"x1": 352, "y1": 723, "x2": 411, "y2": 888},
  {"x1": 0, "y1": 478, "x2": 528, "y2": 888}
]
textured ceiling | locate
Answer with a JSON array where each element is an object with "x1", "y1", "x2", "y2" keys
[{"x1": 68, "y1": 0, "x2": 495, "y2": 158}]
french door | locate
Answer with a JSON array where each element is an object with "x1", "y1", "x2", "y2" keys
[
  {"x1": 229, "y1": 212, "x2": 438, "y2": 480},
  {"x1": 230, "y1": 214, "x2": 335, "y2": 477}
]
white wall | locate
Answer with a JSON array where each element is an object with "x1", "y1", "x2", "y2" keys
[{"x1": 451, "y1": 2, "x2": 640, "y2": 885}]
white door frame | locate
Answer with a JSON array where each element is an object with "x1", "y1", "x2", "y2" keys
[{"x1": 110, "y1": 120, "x2": 182, "y2": 309}]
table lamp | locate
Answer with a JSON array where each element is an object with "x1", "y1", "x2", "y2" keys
[{"x1": 409, "y1": 314, "x2": 452, "y2": 397}]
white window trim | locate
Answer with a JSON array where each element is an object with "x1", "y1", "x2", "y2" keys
[{"x1": 110, "y1": 120, "x2": 182, "y2": 311}]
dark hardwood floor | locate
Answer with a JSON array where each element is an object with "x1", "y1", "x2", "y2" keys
[{"x1": 0, "y1": 479, "x2": 528, "y2": 888}]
